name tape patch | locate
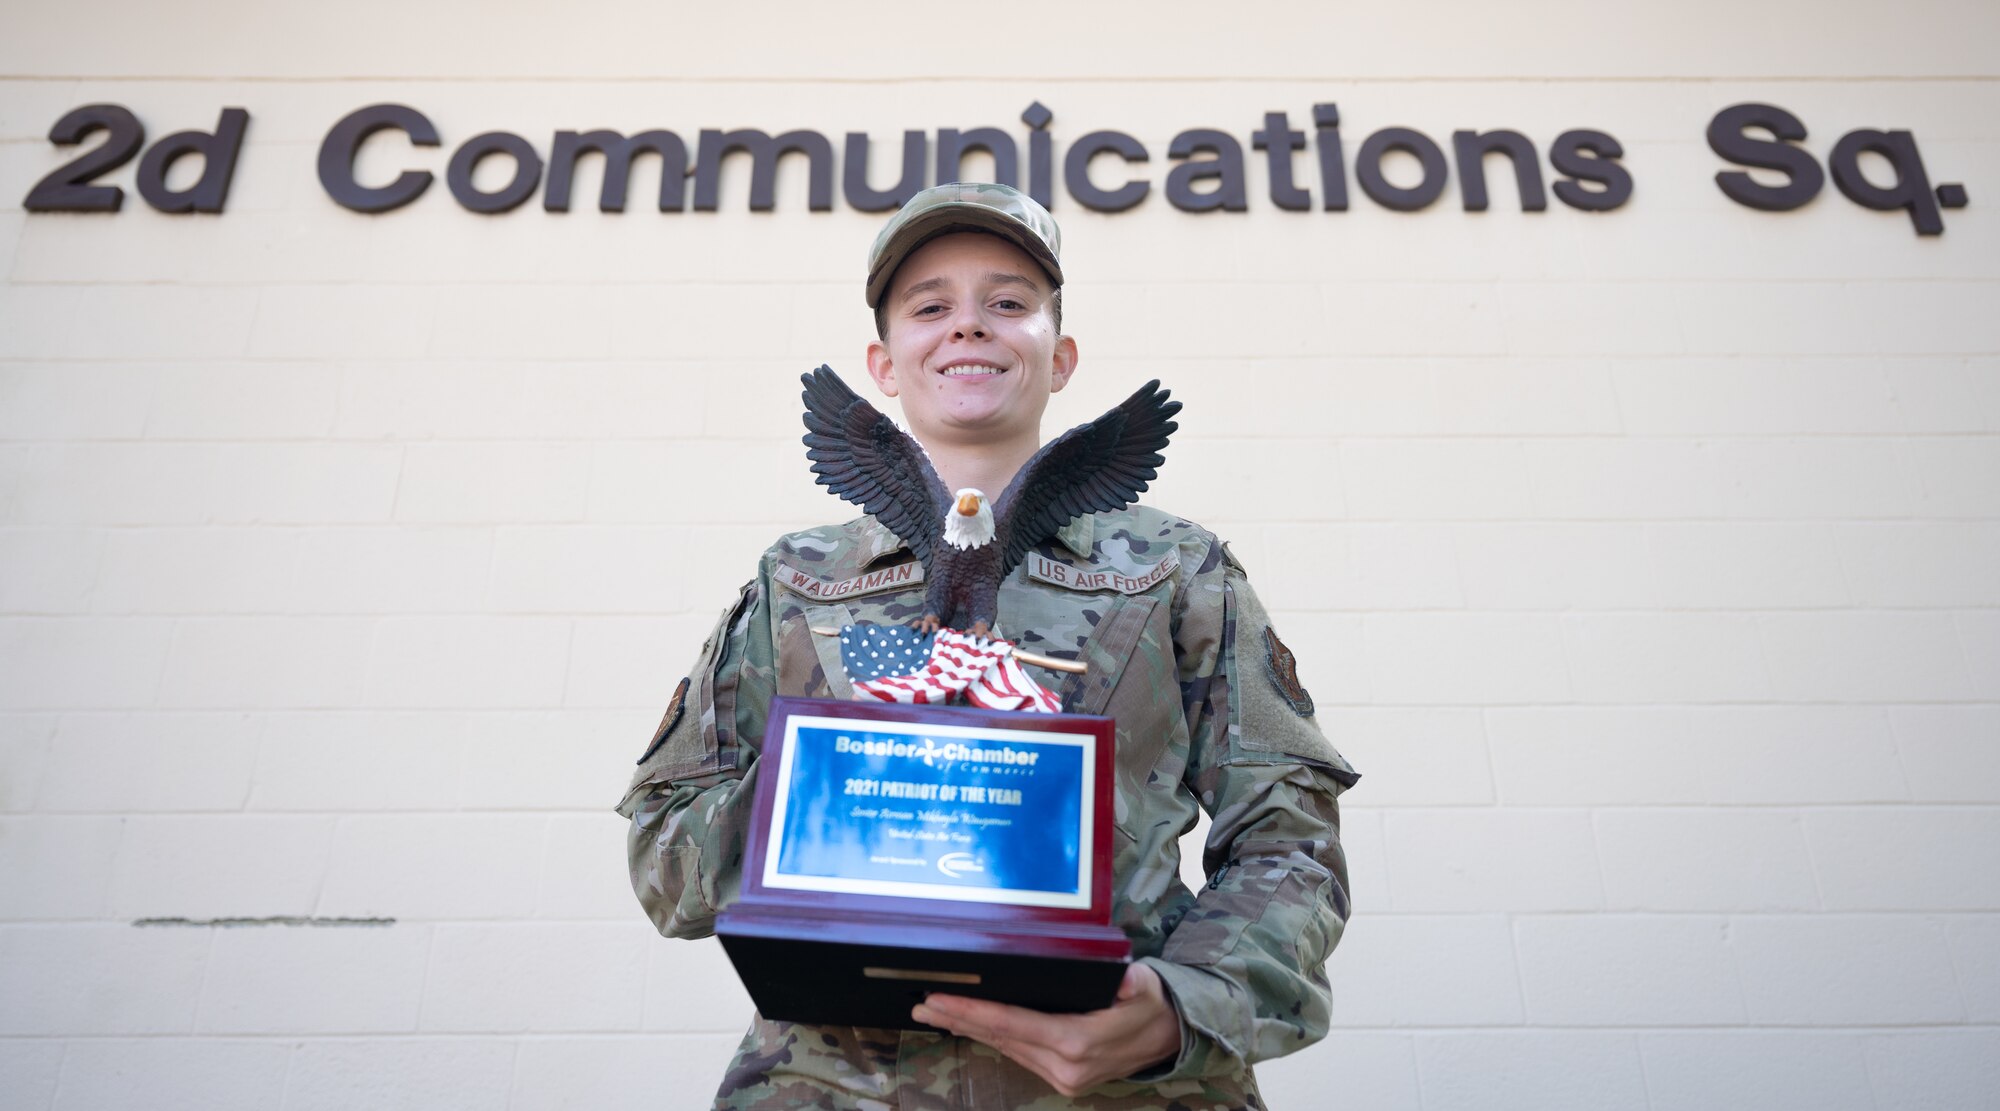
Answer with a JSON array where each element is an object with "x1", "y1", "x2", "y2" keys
[
  {"x1": 1026, "y1": 551, "x2": 1180, "y2": 595},
  {"x1": 776, "y1": 560, "x2": 925, "y2": 602}
]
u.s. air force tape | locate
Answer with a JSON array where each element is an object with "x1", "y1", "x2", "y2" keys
[{"x1": 1026, "y1": 551, "x2": 1180, "y2": 595}]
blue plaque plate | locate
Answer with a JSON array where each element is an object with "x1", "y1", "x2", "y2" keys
[{"x1": 764, "y1": 714, "x2": 1096, "y2": 909}]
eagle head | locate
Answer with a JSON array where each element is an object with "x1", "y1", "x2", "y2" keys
[{"x1": 941, "y1": 489, "x2": 996, "y2": 550}]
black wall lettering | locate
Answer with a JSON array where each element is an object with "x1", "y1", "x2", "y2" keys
[
  {"x1": 1063, "y1": 130, "x2": 1149, "y2": 212},
  {"x1": 1165, "y1": 129, "x2": 1247, "y2": 212},
  {"x1": 24, "y1": 104, "x2": 145, "y2": 213},
  {"x1": 936, "y1": 127, "x2": 1018, "y2": 187},
  {"x1": 1313, "y1": 103, "x2": 1348, "y2": 212},
  {"x1": 1708, "y1": 103, "x2": 1823, "y2": 212},
  {"x1": 135, "y1": 107, "x2": 249, "y2": 214},
  {"x1": 1252, "y1": 111, "x2": 1310, "y2": 212},
  {"x1": 318, "y1": 104, "x2": 440, "y2": 214},
  {"x1": 27, "y1": 97, "x2": 1968, "y2": 238},
  {"x1": 1023, "y1": 102, "x2": 1055, "y2": 209},
  {"x1": 694, "y1": 129, "x2": 834, "y2": 212},
  {"x1": 1356, "y1": 127, "x2": 1448, "y2": 211},
  {"x1": 842, "y1": 131, "x2": 927, "y2": 212},
  {"x1": 544, "y1": 130, "x2": 688, "y2": 213},
  {"x1": 1453, "y1": 128, "x2": 1546, "y2": 212},
  {"x1": 1829, "y1": 129, "x2": 1945, "y2": 236},
  {"x1": 1549, "y1": 129, "x2": 1632, "y2": 211},
  {"x1": 446, "y1": 132, "x2": 543, "y2": 214}
]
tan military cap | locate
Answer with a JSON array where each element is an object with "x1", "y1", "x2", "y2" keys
[{"x1": 865, "y1": 182, "x2": 1064, "y2": 309}]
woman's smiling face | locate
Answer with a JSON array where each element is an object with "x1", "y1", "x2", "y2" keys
[{"x1": 866, "y1": 232, "x2": 1075, "y2": 449}]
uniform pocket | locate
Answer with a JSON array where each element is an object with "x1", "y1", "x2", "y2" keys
[
  {"x1": 774, "y1": 603, "x2": 865, "y2": 699},
  {"x1": 1080, "y1": 594, "x2": 1186, "y2": 786},
  {"x1": 621, "y1": 581, "x2": 756, "y2": 808}
]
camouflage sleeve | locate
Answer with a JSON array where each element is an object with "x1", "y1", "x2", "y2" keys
[
  {"x1": 1138, "y1": 548, "x2": 1360, "y2": 1082},
  {"x1": 614, "y1": 570, "x2": 778, "y2": 939}
]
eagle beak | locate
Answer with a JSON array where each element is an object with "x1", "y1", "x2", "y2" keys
[{"x1": 955, "y1": 493, "x2": 981, "y2": 516}]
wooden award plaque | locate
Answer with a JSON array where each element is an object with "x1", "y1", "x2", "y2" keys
[{"x1": 715, "y1": 696, "x2": 1132, "y2": 1031}]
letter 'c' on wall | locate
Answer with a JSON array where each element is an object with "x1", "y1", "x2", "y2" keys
[
  {"x1": 1062, "y1": 130, "x2": 1149, "y2": 212},
  {"x1": 318, "y1": 104, "x2": 441, "y2": 213}
]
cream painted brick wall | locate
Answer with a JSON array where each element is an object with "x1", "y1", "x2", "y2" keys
[
  {"x1": 34, "y1": 713, "x2": 262, "y2": 810},
  {"x1": 280, "y1": 1039, "x2": 517, "y2": 1111},
  {"x1": 51, "y1": 1040, "x2": 293, "y2": 1111},
  {"x1": 0, "y1": 924, "x2": 210, "y2": 1035},
  {"x1": 1592, "y1": 809, "x2": 1823, "y2": 911},
  {"x1": 1514, "y1": 916, "x2": 1749, "y2": 1025},
  {"x1": 508, "y1": 1036, "x2": 750, "y2": 1111},
  {"x1": 1639, "y1": 1034, "x2": 1876, "y2": 1111},
  {"x1": 417, "y1": 923, "x2": 650, "y2": 1032},
  {"x1": 1949, "y1": 917, "x2": 2000, "y2": 1022},
  {"x1": 1732, "y1": 916, "x2": 1967, "y2": 1025},
  {"x1": 1328, "y1": 915, "x2": 1525, "y2": 1026},
  {"x1": 1413, "y1": 1032, "x2": 1653, "y2": 1111},
  {"x1": 318, "y1": 814, "x2": 546, "y2": 920},
  {"x1": 195, "y1": 922, "x2": 432, "y2": 1033},
  {"x1": 3, "y1": 3, "x2": 1996, "y2": 1108}
]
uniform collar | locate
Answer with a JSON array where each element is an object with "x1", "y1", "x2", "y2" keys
[
  {"x1": 1053, "y1": 515, "x2": 1095, "y2": 560},
  {"x1": 858, "y1": 512, "x2": 1095, "y2": 564}
]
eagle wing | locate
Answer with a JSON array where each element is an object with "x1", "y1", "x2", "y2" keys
[
  {"x1": 992, "y1": 379, "x2": 1181, "y2": 575},
  {"x1": 800, "y1": 365, "x2": 950, "y2": 567}
]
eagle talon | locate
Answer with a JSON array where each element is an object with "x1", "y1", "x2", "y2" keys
[
  {"x1": 969, "y1": 620, "x2": 992, "y2": 639},
  {"x1": 914, "y1": 614, "x2": 943, "y2": 635}
]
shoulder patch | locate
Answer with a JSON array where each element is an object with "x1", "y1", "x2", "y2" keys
[
  {"x1": 1263, "y1": 627, "x2": 1314, "y2": 717},
  {"x1": 1026, "y1": 551, "x2": 1180, "y2": 595},
  {"x1": 774, "y1": 560, "x2": 924, "y2": 602},
  {"x1": 636, "y1": 676, "x2": 690, "y2": 765}
]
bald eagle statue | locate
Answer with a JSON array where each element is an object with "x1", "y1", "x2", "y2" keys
[{"x1": 801, "y1": 365, "x2": 1180, "y2": 637}]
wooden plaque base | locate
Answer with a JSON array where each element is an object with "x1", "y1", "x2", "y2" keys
[{"x1": 718, "y1": 907, "x2": 1130, "y2": 1029}]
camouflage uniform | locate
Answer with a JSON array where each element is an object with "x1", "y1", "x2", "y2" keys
[{"x1": 617, "y1": 505, "x2": 1359, "y2": 1110}]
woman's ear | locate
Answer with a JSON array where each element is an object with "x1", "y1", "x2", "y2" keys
[
  {"x1": 1049, "y1": 334, "x2": 1078, "y2": 394},
  {"x1": 865, "y1": 339, "x2": 901, "y2": 397}
]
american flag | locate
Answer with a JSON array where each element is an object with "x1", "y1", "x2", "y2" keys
[
  {"x1": 843, "y1": 625, "x2": 1061, "y2": 714},
  {"x1": 838, "y1": 624, "x2": 937, "y2": 682}
]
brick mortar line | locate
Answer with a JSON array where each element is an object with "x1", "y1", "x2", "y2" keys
[
  {"x1": 8, "y1": 804, "x2": 2000, "y2": 818},
  {"x1": 2, "y1": 74, "x2": 2000, "y2": 85},
  {"x1": 3, "y1": 700, "x2": 1994, "y2": 711},
  {"x1": 4, "y1": 357, "x2": 1998, "y2": 365},
  {"x1": 0, "y1": 1024, "x2": 1994, "y2": 1040},
  {"x1": 12, "y1": 611, "x2": 2000, "y2": 620},
  {"x1": 6, "y1": 433, "x2": 2000, "y2": 442},
  {"x1": 3, "y1": 354, "x2": 1996, "y2": 360},
  {"x1": 1, "y1": 704, "x2": 1994, "y2": 712},
  {"x1": 0, "y1": 522, "x2": 1992, "y2": 529},
  {"x1": 7, "y1": 278, "x2": 2000, "y2": 287},
  {"x1": 9, "y1": 911, "x2": 1998, "y2": 922}
]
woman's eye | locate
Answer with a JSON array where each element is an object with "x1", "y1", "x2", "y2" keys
[{"x1": 994, "y1": 298, "x2": 1024, "y2": 311}]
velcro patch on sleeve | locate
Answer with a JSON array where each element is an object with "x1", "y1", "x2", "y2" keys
[
  {"x1": 1027, "y1": 551, "x2": 1180, "y2": 595},
  {"x1": 1263, "y1": 627, "x2": 1315, "y2": 717},
  {"x1": 774, "y1": 560, "x2": 924, "y2": 602},
  {"x1": 636, "y1": 676, "x2": 690, "y2": 765}
]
